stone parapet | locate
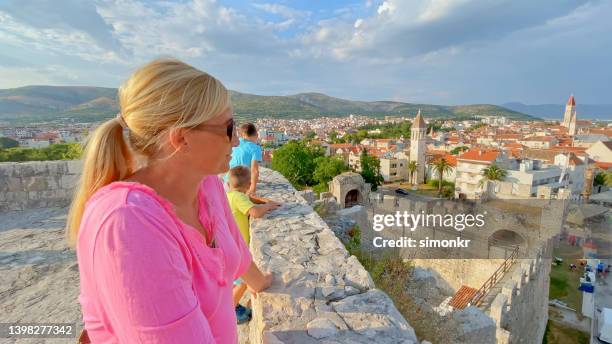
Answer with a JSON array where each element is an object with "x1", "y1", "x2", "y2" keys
[
  {"x1": 0, "y1": 160, "x2": 82, "y2": 212},
  {"x1": 488, "y1": 241, "x2": 552, "y2": 344},
  {"x1": 248, "y1": 169, "x2": 418, "y2": 343}
]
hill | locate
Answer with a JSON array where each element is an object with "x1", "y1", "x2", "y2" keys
[
  {"x1": 0, "y1": 86, "x2": 535, "y2": 125},
  {"x1": 502, "y1": 102, "x2": 612, "y2": 120}
]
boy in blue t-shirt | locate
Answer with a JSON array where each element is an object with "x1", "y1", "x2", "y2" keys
[{"x1": 226, "y1": 123, "x2": 263, "y2": 195}]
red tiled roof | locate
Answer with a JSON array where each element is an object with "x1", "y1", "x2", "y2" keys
[
  {"x1": 568, "y1": 153, "x2": 583, "y2": 166},
  {"x1": 522, "y1": 136, "x2": 555, "y2": 142},
  {"x1": 458, "y1": 148, "x2": 500, "y2": 162},
  {"x1": 330, "y1": 143, "x2": 356, "y2": 149},
  {"x1": 567, "y1": 95, "x2": 575, "y2": 106},
  {"x1": 595, "y1": 161, "x2": 612, "y2": 170},
  {"x1": 551, "y1": 146, "x2": 587, "y2": 153},
  {"x1": 496, "y1": 134, "x2": 522, "y2": 140},
  {"x1": 449, "y1": 285, "x2": 479, "y2": 309},
  {"x1": 503, "y1": 143, "x2": 524, "y2": 149}
]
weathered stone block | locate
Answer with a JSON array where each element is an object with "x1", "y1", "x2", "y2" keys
[
  {"x1": 66, "y1": 160, "x2": 83, "y2": 174},
  {"x1": 5, "y1": 177, "x2": 23, "y2": 192},
  {"x1": 24, "y1": 176, "x2": 48, "y2": 192},
  {"x1": 306, "y1": 317, "x2": 339, "y2": 339},
  {"x1": 60, "y1": 174, "x2": 79, "y2": 190}
]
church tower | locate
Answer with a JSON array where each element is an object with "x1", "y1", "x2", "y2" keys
[
  {"x1": 562, "y1": 95, "x2": 576, "y2": 128},
  {"x1": 568, "y1": 110, "x2": 577, "y2": 136},
  {"x1": 410, "y1": 109, "x2": 427, "y2": 184}
]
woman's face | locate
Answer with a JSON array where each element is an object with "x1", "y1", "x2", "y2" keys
[{"x1": 178, "y1": 106, "x2": 239, "y2": 176}]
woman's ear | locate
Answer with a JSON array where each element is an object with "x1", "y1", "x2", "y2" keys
[{"x1": 168, "y1": 127, "x2": 188, "y2": 152}]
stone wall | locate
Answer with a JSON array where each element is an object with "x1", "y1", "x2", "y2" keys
[
  {"x1": 488, "y1": 240, "x2": 552, "y2": 344},
  {"x1": 0, "y1": 160, "x2": 82, "y2": 212},
  {"x1": 1, "y1": 161, "x2": 418, "y2": 343},
  {"x1": 411, "y1": 259, "x2": 502, "y2": 292},
  {"x1": 248, "y1": 169, "x2": 419, "y2": 343}
]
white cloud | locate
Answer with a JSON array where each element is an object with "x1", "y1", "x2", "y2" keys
[
  {"x1": 377, "y1": 1, "x2": 395, "y2": 15},
  {"x1": 252, "y1": 3, "x2": 310, "y2": 19},
  {"x1": 0, "y1": 11, "x2": 124, "y2": 64}
]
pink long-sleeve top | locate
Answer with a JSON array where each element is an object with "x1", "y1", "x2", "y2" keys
[{"x1": 77, "y1": 175, "x2": 252, "y2": 343}]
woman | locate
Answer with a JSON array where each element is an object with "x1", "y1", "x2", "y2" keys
[{"x1": 67, "y1": 58, "x2": 272, "y2": 343}]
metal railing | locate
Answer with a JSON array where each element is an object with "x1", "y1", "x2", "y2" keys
[{"x1": 468, "y1": 245, "x2": 520, "y2": 308}]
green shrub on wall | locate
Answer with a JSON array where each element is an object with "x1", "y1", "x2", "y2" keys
[{"x1": 0, "y1": 143, "x2": 82, "y2": 162}]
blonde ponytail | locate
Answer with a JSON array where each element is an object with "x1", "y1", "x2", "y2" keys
[
  {"x1": 66, "y1": 118, "x2": 133, "y2": 246},
  {"x1": 65, "y1": 58, "x2": 229, "y2": 247}
]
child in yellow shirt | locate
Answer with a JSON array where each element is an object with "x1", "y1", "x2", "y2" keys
[{"x1": 226, "y1": 166, "x2": 279, "y2": 323}]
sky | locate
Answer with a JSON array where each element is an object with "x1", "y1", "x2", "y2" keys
[{"x1": 0, "y1": 0, "x2": 611, "y2": 105}]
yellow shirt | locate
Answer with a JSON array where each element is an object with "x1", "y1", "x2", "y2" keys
[{"x1": 226, "y1": 190, "x2": 255, "y2": 245}]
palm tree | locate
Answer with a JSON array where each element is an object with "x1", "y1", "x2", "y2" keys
[
  {"x1": 431, "y1": 158, "x2": 453, "y2": 196},
  {"x1": 479, "y1": 164, "x2": 507, "y2": 191},
  {"x1": 407, "y1": 161, "x2": 418, "y2": 186}
]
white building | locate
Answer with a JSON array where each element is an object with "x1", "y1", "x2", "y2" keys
[
  {"x1": 553, "y1": 153, "x2": 586, "y2": 195},
  {"x1": 518, "y1": 136, "x2": 558, "y2": 149},
  {"x1": 500, "y1": 160, "x2": 566, "y2": 198},
  {"x1": 380, "y1": 156, "x2": 408, "y2": 183},
  {"x1": 586, "y1": 141, "x2": 612, "y2": 163},
  {"x1": 455, "y1": 148, "x2": 504, "y2": 199}
]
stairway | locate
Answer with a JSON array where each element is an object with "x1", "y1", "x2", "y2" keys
[{"x1": 477, "y1": 261, "x2": 519, "y2": 312}]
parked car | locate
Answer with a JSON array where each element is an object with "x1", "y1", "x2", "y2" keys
[{"x1": 395, "y1": 188, "x2": 409, "y2": 196}]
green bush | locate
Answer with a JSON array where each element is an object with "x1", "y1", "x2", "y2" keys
[
  {"x1": 0, "y1": 143, "x2": 82, "y2": 162},
  {"x1": 427, "y1": 179, "x2": 454, "y2": 189}
]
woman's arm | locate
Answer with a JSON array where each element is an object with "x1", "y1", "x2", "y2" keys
[
  {"x1": 92, "y1": 205, "x2": 215, "y2": 343},
  {"x1": 240, "y1": 262, "x2": 273, "y2": 294}
]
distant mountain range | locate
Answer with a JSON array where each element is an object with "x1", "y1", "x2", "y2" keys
[
  {"x1": 0, "y1": 85, "x2": 536, "y2": 125},
  {"x1": 502, "y1": 102, "x2": 612, "y2": 120}
]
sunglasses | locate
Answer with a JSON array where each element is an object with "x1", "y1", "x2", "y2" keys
[{"x1": 194, "y1": 118, "x2": 235, "y2": 140}]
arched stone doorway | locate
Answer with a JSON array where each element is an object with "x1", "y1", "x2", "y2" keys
[
  {"x1": 330, "y1": 172, "x2": 370, "y2": 208},
  {"x1": 345, "y1": 189, "x2": 361, "y2": 208},
  {"x1": 488, "y1": 229, "x2": 526, "y2": 258}
]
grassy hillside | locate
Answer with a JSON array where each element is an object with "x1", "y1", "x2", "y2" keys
[{"x1": 0, "y1": 86, "x2": 535, "y2": 125}]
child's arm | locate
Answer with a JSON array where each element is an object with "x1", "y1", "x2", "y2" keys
[
  {"x1": 247, "y1": 160, "x2": 260, "y2": 195},
  {"x1": 249, "y1": 194, "x2": 273, "y2": 204},
  {"x1": 248, "y1": 202, "x2": 280, "y2": 218}
]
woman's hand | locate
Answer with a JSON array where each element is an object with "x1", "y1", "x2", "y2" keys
[
  {"x1": 248, "y1": 271, "x2": 273, "y2": 296},
  {"x1": 241, "y1": 262, "x2": 274, "y2": 296}
]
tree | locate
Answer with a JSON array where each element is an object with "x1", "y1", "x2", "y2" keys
[
  {"x1": 0, "y1": 143, "x2": 82, "y2": 162},
  {"x1": 0, "y1": 137, "x2": 19, "y2": 149},
  {"x1": 479, "y1": 164, "x2": 507, "y2": 189},
  {"x1": 313, "y1": 156, "x2": 348, "y2": 192},
  {"x1": 594, "y1": 172, "x2": 606, "y2": 187},
  {"x1": 304, "y1": 131, "x2": 316, "y2": 140},
  {"x1": 450, "y1": 146, "x2": 469, "y2": 155},
  {"x1": 271, "y1": 140, "x2": 324, "y2": 188},
  {"x1": 431, "y1": 158, "x2": 453, "y2": 196},
  {"x1": 313, "y1": 156, "x2": 348, "y2": 185},
  {"x1": 359, "y1": 149, "x2": 384, "y2": 191},
  {"x1": 407, "y1": 161, "x2": 418, "y2": 185},
  {"x1": 594, "y1": 171, "x2": 612, "y2": 187},
  {"x1": 328, "y1": 131, "x2": 338, "y2": 143}
]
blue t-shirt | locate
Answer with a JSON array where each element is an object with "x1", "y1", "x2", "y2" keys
[
  {"x1": 230, "y1": 138, "x2": 262, "y2": 168},
  {"x1": 225, "y1": 138, "x2": 262, "y2": 182}
]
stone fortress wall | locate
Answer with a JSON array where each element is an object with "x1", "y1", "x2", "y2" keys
[
  {"x1": 0, "y1": 161, "x2": 420, "y2": 343},
  {"x1": 0, "y1": 160, "x2": 82, "y2": 211},
  {"x1": 489, "y1": 241, "x2": 552, "y2": 344},
  {"x1": 363, "y1": 192, "x2": 560, "y2": 344}
]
